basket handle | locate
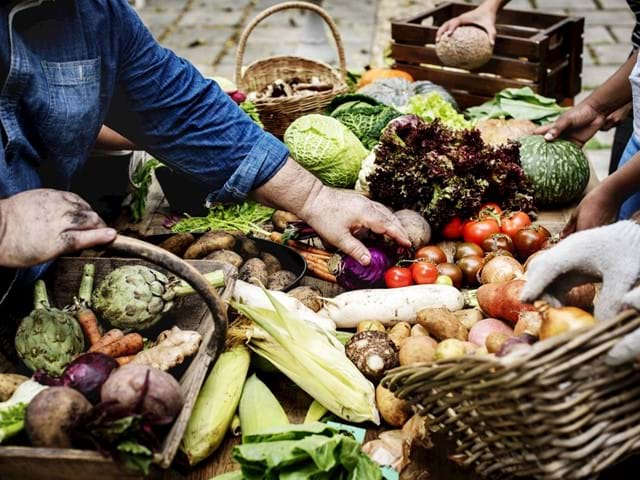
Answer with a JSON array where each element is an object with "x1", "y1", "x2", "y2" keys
[
  {"x1": 107, "y1": 235, "x2": 228, "y2": 362},
  {"x1": 235, "y1": 1, "x2": 347, "y2": 87}
]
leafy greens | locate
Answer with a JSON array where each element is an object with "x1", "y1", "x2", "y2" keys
[
  {"x1": 465, "y1": 87, "x2": 567, "y2": 124},
  {"x1": 170, "y1": 201, "x2": 274, "y2": 234},
  {"x1": 402, "y1": 92, "x2": 471, "y2": 130}
]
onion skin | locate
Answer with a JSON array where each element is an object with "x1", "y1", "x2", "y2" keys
[
  {"x1": 535, "y1": 301, "x2": 596, "y2": 340},
  {"x1": 479, "y1": 256, "x2": 524, "y2": 284}
]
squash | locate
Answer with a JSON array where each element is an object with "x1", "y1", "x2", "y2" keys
[
  {"x1": 358, "y1": 78, "x2": 458, "y2": 110},
  {"x1": 357, "y1": 68, "x2": 413, "y2": 88},
  {"x1": 518, "y1": 134, "x2": 590, "y2": 207}
]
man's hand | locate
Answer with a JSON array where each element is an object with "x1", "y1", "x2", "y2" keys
[
  {"x1": 301, "y1": 186, "x2": 410, "y2": 265},
  {"x1": 0, "y1": 189, "x2": 116, "y2": 268},
  {"x1": 436, "y1": 3, "x2": 498, "y2": 45},
  {"x1": 561, "y1": 186, "x2": 621, "y2": 236},
  {"x1": 534, "y1": 102, "x2": 605, "y2": 147}
]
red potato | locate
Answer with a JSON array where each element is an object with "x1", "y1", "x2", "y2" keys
[
  {"x1": 477, "y1": 279, "x2": 536, "y2": 324},
  {"x1": 468, "y1": 318, "x2": 514, "y2": 347}
]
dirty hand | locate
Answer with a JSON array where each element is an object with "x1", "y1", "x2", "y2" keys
[
  {"x1": 436, "y1": 4, "x2": 498, "y2": 45},
  {"x1": 301, "y1": 186, "x2": 410, "y2": 265},
  {"x1": 520, "y1": 221, "x2": 640, "y2": 364},
  {"x1": 534, "y1": 102, "x2": 605, "y2": 147},
  {"x1": 0, "y1": 189, "x2": 116, "y2": 268}
]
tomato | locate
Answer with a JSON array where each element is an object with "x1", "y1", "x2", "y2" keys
[
  {"x1": 454, "y1": 242, "x2": 484, "y2": 261},
  {"x1": 436, "y1": 275, "x2": 453, "y2": 286},
  {"x1": 513, "y1": 225, "x2": 551, "y2": 261},
  {"x1": 384, "y1": 267, "x2": 413, "y2": 288},
  {"x1": 437, "y1": 262, "x2": 463, "y2": 288},
  {"x1": 457, "y1": 255, "x2": 483, "y2": 287},
  {"x1": 481, "y1": 233, "x2": 514, "y2": 253},
  {"x1": 479, "y1": 202, "x2": 503, "y2": 215},
  {"x1": 442, "y1": 217, "x2": 463, "y2": 240},
  {"x1": 415, "y1": 246, "x2": 447, "y2": 264},
  {"x1": 410, "y1": 261, "x2": 439, "y2": 284},
  {"x1": 500, "y1": 211, "x2": 531, "y2": 238},
  {"x1": 462, "y1": 218, "x2": 500, "y2": 245}
]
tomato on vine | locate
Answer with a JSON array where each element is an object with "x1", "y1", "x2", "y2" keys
[
  {"x1": 462, "y1": 217, "x2": 500, "y2": 245},
  {"x1": 500, "y1": 211, "x2": 531, "y2": 238},
  {"x1": 479, "y1": 202, "x2": 503, "y2": 215}
]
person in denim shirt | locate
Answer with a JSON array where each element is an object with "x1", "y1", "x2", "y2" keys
[{"x1": 0, "y1": 0, "x2": 409, "y2": 300}]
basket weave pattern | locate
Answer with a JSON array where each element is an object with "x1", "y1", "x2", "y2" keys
[
  {"x1": 383, "y1": 310, "x2": 640, "y2": 479},
  {"x1": 235, "y1": 2, "x2": 348, "y2": 138}
]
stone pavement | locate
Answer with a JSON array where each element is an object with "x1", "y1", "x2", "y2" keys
[{"x1": 135, "y1": 0, "x2": 636, "y2": 181}]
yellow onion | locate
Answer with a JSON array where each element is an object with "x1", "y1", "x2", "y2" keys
[{"x1": 535, "y1": 301, "x2": 595, "y2": 340}]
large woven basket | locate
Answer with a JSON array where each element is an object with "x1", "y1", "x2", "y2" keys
[
  {"x1": 383, "y1": 310, "x2": 640, "y2": 480},
  {"x1": 235, "y1": 1, "x2": 348, "y2": 138}
]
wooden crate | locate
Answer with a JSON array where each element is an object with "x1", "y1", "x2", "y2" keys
[
  {"x1": 0, "y1": 257, "x2": 236, "y2": 480},
  {"x1": 390, "y1": 2, "x2": 584, "y2": 109}
]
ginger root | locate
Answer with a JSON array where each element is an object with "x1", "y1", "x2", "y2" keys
[{"x1": 131, "y1": 327, "x2": 201, "y2": 371}]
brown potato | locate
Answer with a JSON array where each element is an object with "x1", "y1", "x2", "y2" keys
[
  {"x1": 205, "y1": 249, "x2": 243, "y2": 268},
  {"x1": 184, "y1": 231, "x2": 236, "y2": 259},
  {"x1": 417, "y1": 308, "x2": 468, "y2": 341},
  {"x1": 486, "y1": 332, "x2": 511, "y2": 354},
  {"x1": 235, "y1": 236, "x2": 260, "y2": 260},
  {"x1": 287, "y1": 286, "x2": 323, "y2": 312},
  {"x1": 0, "y1": 373, "x2": 28, "y2": 401},
  {"x1": 399, "y1": 336, "x2": 437, "y2": 366},
  {"x1": 260, "y1": 252, "x2": 282, "y2": 275},
  {"x1": 157, "y1": 233, "x2": 194, "y2": 257},
  {"x1": 267, "y1": 270, "x2": 297, "y2": 291},
  {"x1": 376, "y1": 384, "x2": 411, "y2": 427},
  {"x1": 271, "y1": 210, "x2": 300, "y2": 232},
  {"x1": 387, "y1": 322, "x2": 411, "y2": 348},
  {"x1": 239, "y1": 258, "x2": 269, "y2": 285}
]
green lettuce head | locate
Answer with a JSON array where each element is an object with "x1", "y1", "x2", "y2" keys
[{"x1": 284, "y1": 114, "x2": 368, "y2": 188}]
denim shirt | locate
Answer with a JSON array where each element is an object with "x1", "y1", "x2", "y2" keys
[{"x1": 0, "y1": 0, "x2": 289, "y2": 289}]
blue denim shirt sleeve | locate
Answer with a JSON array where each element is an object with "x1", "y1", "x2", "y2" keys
[{"x1": 111, "y1": 1, "x2": 289, "y2": 203}]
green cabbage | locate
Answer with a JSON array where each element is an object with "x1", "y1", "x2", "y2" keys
[
  {"x1": 284, "y1": 114, "x2": 368, "y2": 188},
  {"x1": 402, "y1": 92, "x2": 471, "y2": 130}
]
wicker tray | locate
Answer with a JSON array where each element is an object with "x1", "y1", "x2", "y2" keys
[{"x1": 384, "y1": 309, "x2": 640, "y2": 479}]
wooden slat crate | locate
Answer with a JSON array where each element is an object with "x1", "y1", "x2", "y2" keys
[{"x1": 390, "y1": 2, "x2": 584, "y2": 109}]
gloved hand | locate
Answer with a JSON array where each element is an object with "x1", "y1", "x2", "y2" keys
[{"x1": 520, "y1": 221, "x2": 640, "y2": 365}]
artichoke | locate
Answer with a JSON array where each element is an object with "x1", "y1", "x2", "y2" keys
[
  {"x1": 15, "y1": 281, "x2": 84, "y2": 376},
  {"x1": 92, "y1": 265, "x2": 176, "y2": 330}
]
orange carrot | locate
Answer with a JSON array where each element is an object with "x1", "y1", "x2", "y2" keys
[
  {"x1": 89, "y1": 329, "x2": 124, "y2": 352},
  {"x1": 270, "y1": 233, "x2": 332, "y2": 257},
  {"x1": 307, "y1": 265, "x2": 337, "y2": 283},
  {"x1": 116, "y1": 355, "x2": 137, "y2": 366},
  {"x1": 76, "y1": 305, "x2": 102, "y2": 346},
  {"x1": 94, "y1": 333, "x2": 144, "y2": 357}
]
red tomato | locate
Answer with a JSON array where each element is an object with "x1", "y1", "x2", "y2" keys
[
  {"x1": 462, "y1": 218, "x2": 500, "y2": 245},
  {"x1": 442, "y1": 217, "x2": 463, "y2": 240},
  {"x1": 384, "y1": 267, "x2": 413, "y2": 288},
  {"x1": 500, "y1": 211, "x2": 532, "y2": 238},
  {"x1": 415, "y1": 246, "x2": 447, "y2": 264},
  {"x1": 513, "y1": 225, "x2": 551, "y2": 261},
  {"x1": 410, "y1": 261, "x2": 439, "y2": 284},
  {"x1": 479, "y1": 202, "x2": 503, "y2": 215}
]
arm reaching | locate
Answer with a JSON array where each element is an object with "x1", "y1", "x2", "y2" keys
[{"x1": 436, "y1": 0, "x2": 510, "y2": 45}]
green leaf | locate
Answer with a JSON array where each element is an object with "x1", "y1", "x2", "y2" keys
[
  {"x1": 0, "y1": 403, "x2": 27, "y2": 443},
  {"x1": 130, "y1": 158, "x2": 163, "y2": 222},
  {"x1": 117, "y1": 439, "x2": 153, "y2": 475},
  {"x1": 171, "y1": 201, "x2": 274, "y2": 234}
]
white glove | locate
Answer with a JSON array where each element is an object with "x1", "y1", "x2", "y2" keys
[{"x1": 520, "y1": 221, "x2": 640, "y2": 365}]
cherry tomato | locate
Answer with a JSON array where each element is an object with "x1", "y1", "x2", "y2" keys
[
  {"x1": 437, "y1": 262, "x2": 463, "y2": 288},
  {"x1": 462, "y1": 218, "x2": 500, "y2": 245},
  {"x1": 442, "y1": 217, "x2": 463, "y2": 240},
  {"x1": 415, "y1": 246, "x2": 447, "y2": 264},
  {"x1": 436, "y1": 275, "x2": 453, "y2": 286},
  {"x1": 384, "y1": 267, "x2": 413, "y2": 288},
  {"x1": 479, "y1": 202, "x2": 503, "y2": 215},
  {"x1": 457, "y1": 255, "x2": 483, "y2": 287},
  {"x1": 513, "y1": 225, "x2": 551, "y2": 261},
  {"x1": 410, "y1": 261, "x2": 439, "y2": 284},
  {"x1": 481, "y1": 233, "x2": 514, "y2": 253},
  {"x1": 500, "y1": 211, "x2": 531, "y2": 238},
  {"x1": 454, "y1": 242, "x2": 484, "y2": 261}
]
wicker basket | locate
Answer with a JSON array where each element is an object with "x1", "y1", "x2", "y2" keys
[
  {"x1": 235, "y1": 1, "x2": 348, "y2": 138},
  {"x1": 383, "y1": 310, "x2": 640, "y2": 480}
]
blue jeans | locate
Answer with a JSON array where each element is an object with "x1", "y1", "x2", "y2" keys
[{"x1": 618, "y1": 133, "x2": 640, "y2": 219}]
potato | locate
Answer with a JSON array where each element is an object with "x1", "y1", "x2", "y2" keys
[
  {"x1": 387, "y1": 322, "x2": 411, "y2": 348},
  {"x1": 399, "y1": 336, "x2": 437, "y2": 366},
  {"x1": 184, "y1": 231, "x2": 236, "y2": 259},
  {"x1": 434, "y1": 338, "x2": 466, "y2": 360},
  {"x1": 468, "y1": 318, "x2": 514, "y2": 347},
  {"x1": 514, "y1": 311, "x2": 542, "y2": 337},
  {"x1": 271, "y1": 210, "x2": 300, "y2": 232},
  {"x1": 393, "y1": 209, "x2": 431, "y2": 249},
  {"x1": 235, "y1": 236, "x2": 260, "y2": 260},
  {"x1": 376, "y1": 384, "x2": 411, "y2": 427},
  {"x1": 486, "y1": 332, "x2": 511, "y2": 354},
  {"x1": 410, "y1": 324, "x2": 429, "y2": 337},
  {"x1": 357, "y1": 320, "x2": 386, "y2": 333},
  {"x1": 454, "y1": 309, "x2": 484, "y2": 331},
  {"x1": 239, "y1": 258, "x2": 269, "y2": 285},
  {"x1": 0, "y1": 373, "x2": 28, "y2": 401},
  {"x1": 205, "y1": 249, "x2": 243, "y2": 268},
  {"x1": 288, "y1": 286, "x2": 323, "y2": 312},
  {"x1": 260, "y1": 252, "x2": 282, "y2": 275},
  {"x1": 267, "y1": 270, "x2": 297, "y2": 291},
  {"x1": 417, "y1": 308, "x2": 468, "y2": 341},
  {"x1": 158, "y1": 233, "x2": 194, "y2": 257},
  {"x1": 26, "y1": 387, "x2": 92, "y2": 448}
]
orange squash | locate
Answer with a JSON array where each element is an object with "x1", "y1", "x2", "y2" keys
[{"x1": 357, "y1": 68, "x2": 414, "y2": 88}]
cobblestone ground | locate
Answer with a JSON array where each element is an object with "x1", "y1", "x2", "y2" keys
[{"x1": 135, "y1": 0, "x2": 635, "y2": 181}]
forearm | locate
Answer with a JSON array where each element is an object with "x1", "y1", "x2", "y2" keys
[
  {"x1": 598, "y1": 151, "x2": 640, "y2": 203},
  {"x1": 584, "y1": 50, "x2": 637, "y2": 116},
  {"x1": 480, "y1": 0, "x2": 510, "y2": 13},
  {"x1": 95, "y1": 126, "x2": 137, "y2": 151}
]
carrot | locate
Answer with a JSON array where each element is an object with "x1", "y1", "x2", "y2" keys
[
  {"x1": 116, "y1": 355, "x2": 137, "y2": 366},
  {"x1": 89, "y1": 329, "x2": 124, "y2": 352},
  {"x1": 299, "y1": 251, "x2": 330, "y2": 269},
  {"x1": 270, "y1": 233, "x2": 332, "y2": 257},
  {"x1": 76, "y1": 305, "x2": 102, "y2": 346},
  {"x1": 93, "y1": 333, "x2": 144, "y2": 357},
  {"x1": 307, "y1": 266, "x2": 337, "y2": 283}
]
